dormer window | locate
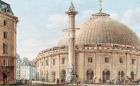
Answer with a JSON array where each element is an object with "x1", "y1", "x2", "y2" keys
[
  {"x1": 2, "y1": 4, "x2": 8, "y2": 13},
  {"x1": 3, "y1": 8, "x2": 7, "y2": 12}
]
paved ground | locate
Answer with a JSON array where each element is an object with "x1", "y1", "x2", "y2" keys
[
  {"x1": 1, "y1": 84, "x2": 140, "y2": 86},
  {"x1": 0, "y1": 84, "x2": 66, "y2": 86},
  {"x1": 0, "y1": 85, "x2": 140, "y2": 86},
  {"x1": 0, "y1": 84, "x2": 69, "y2": 86}
]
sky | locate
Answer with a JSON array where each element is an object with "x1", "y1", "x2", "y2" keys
[{"x1": 2, "y1": 0, "x2": 140, "y2": 60}]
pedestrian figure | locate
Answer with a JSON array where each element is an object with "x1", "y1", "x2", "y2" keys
[
  {"x1": 57, "y1": 79, "x2": 59, "y2": 84},
  {"x1": 3, "y1": 72, "x2": 7, "y2": 84}
]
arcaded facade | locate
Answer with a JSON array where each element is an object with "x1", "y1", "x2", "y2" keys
[
  {"x1": 35, "y1": 3, "x2": 140, "y2": 83},
  {"x1": 0, "y1": 1, "x2": 18, "y2": 84}
]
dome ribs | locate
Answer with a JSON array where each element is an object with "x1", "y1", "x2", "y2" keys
[{"x1": 58, "y1": 13, "x2": 140, "y2": 48}]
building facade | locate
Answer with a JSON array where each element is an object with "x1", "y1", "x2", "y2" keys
[
  {"x1": 16, "y1": 54, "x2": 22, "y2": 82},
  {"x1": 35, "y1": 2, "x2": 140, "y2": 84},
  {"x1": 16, "y1": 57, "x2": 36, "y2": 83},
  {"x1": 0, "y1": 0, "x2": 18, "y2": 84},
  {"x1": 20, "y1": 58, "x2": 36, "y2": 81}
]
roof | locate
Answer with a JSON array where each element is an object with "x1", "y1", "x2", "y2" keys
[
  {"x1": 58, "y1": 12, "x2": 140, "y2": 47},
  {"x1": 0, "y1": 0, "x2": 14, "y2": 15}
]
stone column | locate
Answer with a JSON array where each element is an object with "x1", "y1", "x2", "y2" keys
[{"x1": 66, "y1": 2, "x2": 78, "y2": 83}]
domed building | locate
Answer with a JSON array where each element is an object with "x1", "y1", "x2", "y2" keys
[{"x1": 35, "y1": 2, "x2": 140, "y2": 84}]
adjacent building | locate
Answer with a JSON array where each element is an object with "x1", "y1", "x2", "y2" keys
[
  {"x1": 16, "y1": 55, "x2": 37, "y2": 83},
  {"x1": 0, "y1": 0, "x2": 18, "y2": 84},
  {"x1": 35, "y1": 1, "x2": 140, "y2": 84},
  {"x1": 20, "y1": 57, "x2": 36, "y2": 81},
  {"x1": 16, "y1": 54, "x2": 22, "y2": 82}
]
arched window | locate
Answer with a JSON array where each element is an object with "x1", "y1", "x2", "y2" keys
[
  {"x1": 86, "y1": 69, "x2": 94, "y2": 83},
  {"x1": 91, "y1": 71, "x2": 94, "y2": 80},
  {"x1": 60, "y1": 69, "x2": 66, "y2": 81},
  {"x1": 131, "y1": 71, "x2": 134, "y2": 80},
  {"x1": 103, "y1": 70, "x2": 110, "y2": 83},
  {"x1": 118, "y1": 71, "x2": 125, "y2": 81}
]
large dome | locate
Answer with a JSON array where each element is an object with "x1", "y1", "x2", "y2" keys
[{"x1": 58, "y1": 12, "x2": 140, "y2": 47}]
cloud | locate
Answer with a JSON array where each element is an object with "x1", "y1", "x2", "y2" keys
[
  {"x1": 46, "y1": 14, "x2": 67, "y2": 30},
  {"x1": 17, "y1": 38, "x2": 58, "y2": 60},
  {"x1": 120, "y1": 7, "x2": 140, "y2": 37},
  {"x1": 122, "y1": 7, "x2": 140, "y2": 26},
  {"x1": 17, "y1": 39, "x2": 45, "y2": 60},
  {"x1": 17, "y1": 14, "x2": 68, "y2": 60},
  {"x1": 45, "y1": 11, "x2": 94, "y2": 30},
  {"x1": 110, "y1": 12, "x2": 120, "y2": 20},
  {"x1": 80, "y1": 10, "x2": 94, "y2": 20},
  {"x1": 16, "y1": 3, "x2": 140, "y2": 60}
]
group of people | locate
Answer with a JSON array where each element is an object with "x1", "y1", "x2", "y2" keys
[
  {"x1": 109, "y1": 77, "x2": 140, "y2": 85},
  {"x1": 54, "y1": 77, "x2": 140, "y2": 85},
  {"x1": 85, "y1": 77, "x2": 140, "y2": 85},
  {"x1": 56, "y1": 79, "x2": 66, "y2": 84},
  {"x1": 55, "y1": 78, "x2": 81, "y2": 85}
]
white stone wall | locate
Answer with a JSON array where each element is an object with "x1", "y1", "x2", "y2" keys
[
  {"x1": 16, "y1": 56, "x2": 22, "y2": 80},
  {"x1": 35, "y1": 46, "x2": 140, "y2": 83}
]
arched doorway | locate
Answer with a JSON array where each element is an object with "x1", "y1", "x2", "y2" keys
[
  {"x1": 103, "y1": 70, "x2": 110, "y2": 83},
  {"x1": 60, "y1": 69, "x2": 66, "y2": 81},
  {"x1": 131, "y1": 71, "x2": 134, "y2": 80},
  {"x1": 118, "y1": 71, "x2": 125, "y2": 81},
  {"x1": 86, "y1": 69, "x2": 94, "y2": 83}
]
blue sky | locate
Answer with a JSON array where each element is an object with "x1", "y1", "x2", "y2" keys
[{"x1": 3, "y1": 0, "x2": 140, "y2": 60}]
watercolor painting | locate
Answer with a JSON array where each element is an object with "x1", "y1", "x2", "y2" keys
[{"x1": 0, "y1": 0, "x2": 140, "y2": 85}]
